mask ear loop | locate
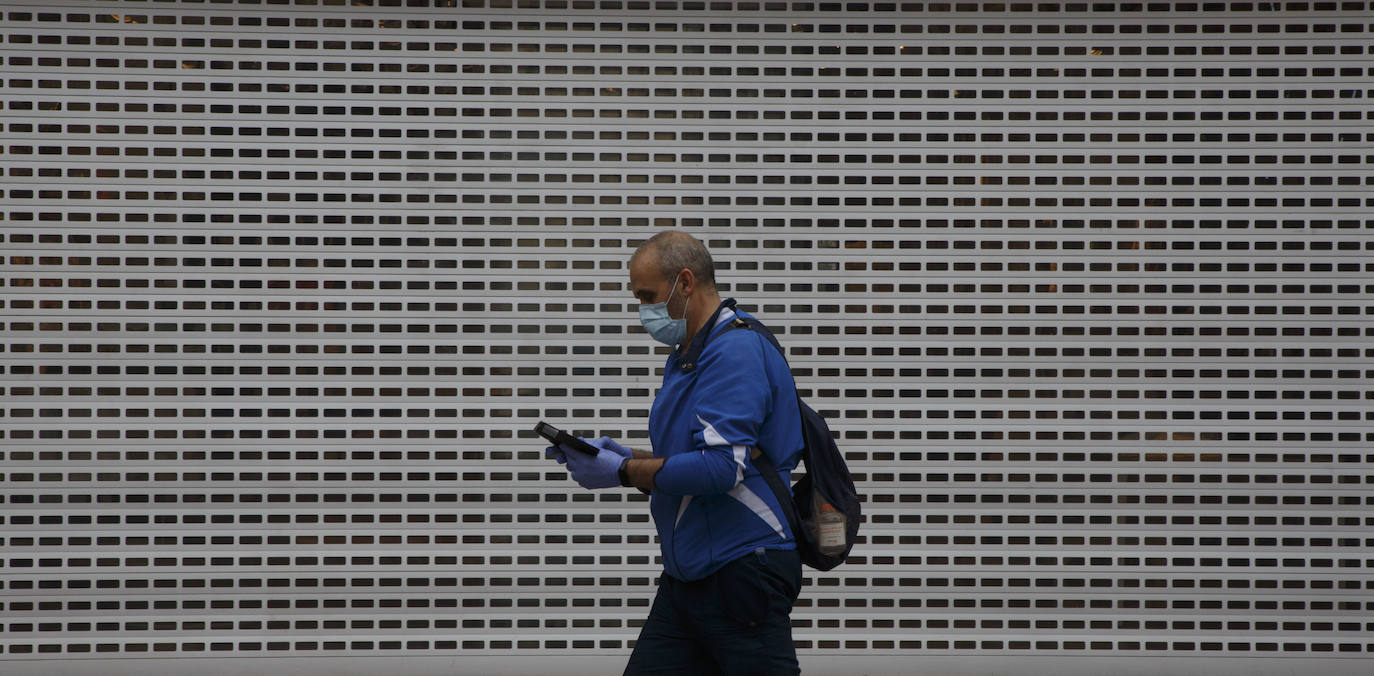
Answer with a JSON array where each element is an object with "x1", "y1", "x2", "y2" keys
[
  {"x1": 664, "y1": 272, "x2": 685, "y2": 320},
  {"x1": 677, "y1": 279, "x2": 691, "y2": 322}
]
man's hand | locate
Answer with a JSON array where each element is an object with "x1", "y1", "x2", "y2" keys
[
  {"x1": 588, "y1": 436, "x2": 633, "y2": 459},
  {"x1": 544, "y1": 445, "x2": 570, "y2": 464},
  {"x1": 547, "y1": 435, "x2": 659, "y2": 491},
  {"x1": 564, "y1": 444, "x2": 628, "y2": 490},
  {"x1": 545, "y1": 435, "x2": 632, "y2": 465}
]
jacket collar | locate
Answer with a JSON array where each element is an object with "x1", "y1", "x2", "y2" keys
[{"x1": 677, "y1": 298, "x2": 738, "y2": 373}]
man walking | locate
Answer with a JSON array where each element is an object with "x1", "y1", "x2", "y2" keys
[{"x1": 545, "y1": 230, "x2": 805, "y2": 675}]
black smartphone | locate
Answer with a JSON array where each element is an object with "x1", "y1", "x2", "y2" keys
[{"x1": 533, "y1": 421, "x2": 600, "y2": 456}]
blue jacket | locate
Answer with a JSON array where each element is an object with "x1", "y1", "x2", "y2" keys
[{"x1": 648, "y1": 301, "x2": 803, "y2": 582}]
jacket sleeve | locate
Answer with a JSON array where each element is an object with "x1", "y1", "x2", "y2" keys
[{"x1": 653, "y1": 332, "x2": 771, "y2": 497}]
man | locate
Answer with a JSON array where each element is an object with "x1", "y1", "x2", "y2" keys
[{"x1": 544, "y1": 230, "x2": 804, "y2": 675}]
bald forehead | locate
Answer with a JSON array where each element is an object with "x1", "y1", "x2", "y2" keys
[
  {"x1": 628, "y1": 241, "x2": 657, "y2": 270},
  {"x1": 628, "y1": 252, "x2": 669, "y2": 304}
]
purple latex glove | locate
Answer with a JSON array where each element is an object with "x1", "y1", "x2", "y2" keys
[
  {"x1": 564, "y1": 444, "x2": 628, "y2": 490},
  {"x1": 546, "y1": 436, "x2": 632, "y2": 465},
  {"x1": 544, "y1": 445, "x2": 569, "y2": 465},
  {"x1": 587, "y1": 436, "x2": 633, "y2": 459}
]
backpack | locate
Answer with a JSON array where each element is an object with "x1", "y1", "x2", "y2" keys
[{"x1": 712, "y1": 305, "x2": 861, "y2": 571}]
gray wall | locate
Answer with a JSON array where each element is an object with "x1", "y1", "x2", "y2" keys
[{"x1": 0, "y1": 1, "x2": 1370, "y2": 673}]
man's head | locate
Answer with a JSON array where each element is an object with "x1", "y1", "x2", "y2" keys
[
  {"x1": 628, "y1": 230, "x2": 721, "y2": 348},
  {"x1": 628, "y1": 230, "x2": 715, "y2": 306},
  {"x1": 629, "y1": 230, "x2": 715, "y2": 296}
]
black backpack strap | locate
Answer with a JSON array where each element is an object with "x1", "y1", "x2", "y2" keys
[
  {"x1": 751, "y1": 443, "x2": 804, "y2": 546},
  {"x1": 678, "y1": 298, "x2": 740, "y2": 373},
  {"x1": 702, "y1": 306, "x2": 806, "y2": 544}
]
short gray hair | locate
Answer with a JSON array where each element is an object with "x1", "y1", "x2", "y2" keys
[{"x1": 633, "y1": 230, "x2": 716, "y2": 288}]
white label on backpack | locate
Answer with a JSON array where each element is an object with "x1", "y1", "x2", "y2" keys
[{"x1": 818, "y1": 517, "x2": 846, "y2": 549}]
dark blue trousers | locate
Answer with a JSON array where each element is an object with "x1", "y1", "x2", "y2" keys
[{"x1": 623, "y1": 547, "x2": 802, "y2": 676}]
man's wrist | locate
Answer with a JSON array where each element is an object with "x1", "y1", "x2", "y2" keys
[
  {"x1": 617, "y1": 458, "x2": 631, "y2": 487},
  {"x1": 622, "y1": 457, "x2": 666, "y2": 492}
]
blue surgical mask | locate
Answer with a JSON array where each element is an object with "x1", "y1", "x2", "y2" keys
[{"x1": 638, "y1": 273, "x2": 689, "y2": 347}]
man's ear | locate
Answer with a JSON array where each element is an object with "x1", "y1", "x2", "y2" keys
[{"x1": 676, "y1": 267, "x2": 696, "y2": 296}]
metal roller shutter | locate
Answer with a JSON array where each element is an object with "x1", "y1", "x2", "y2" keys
[{"x1": 0, "y1": 1, "x2": 1370, "y2": 674}]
